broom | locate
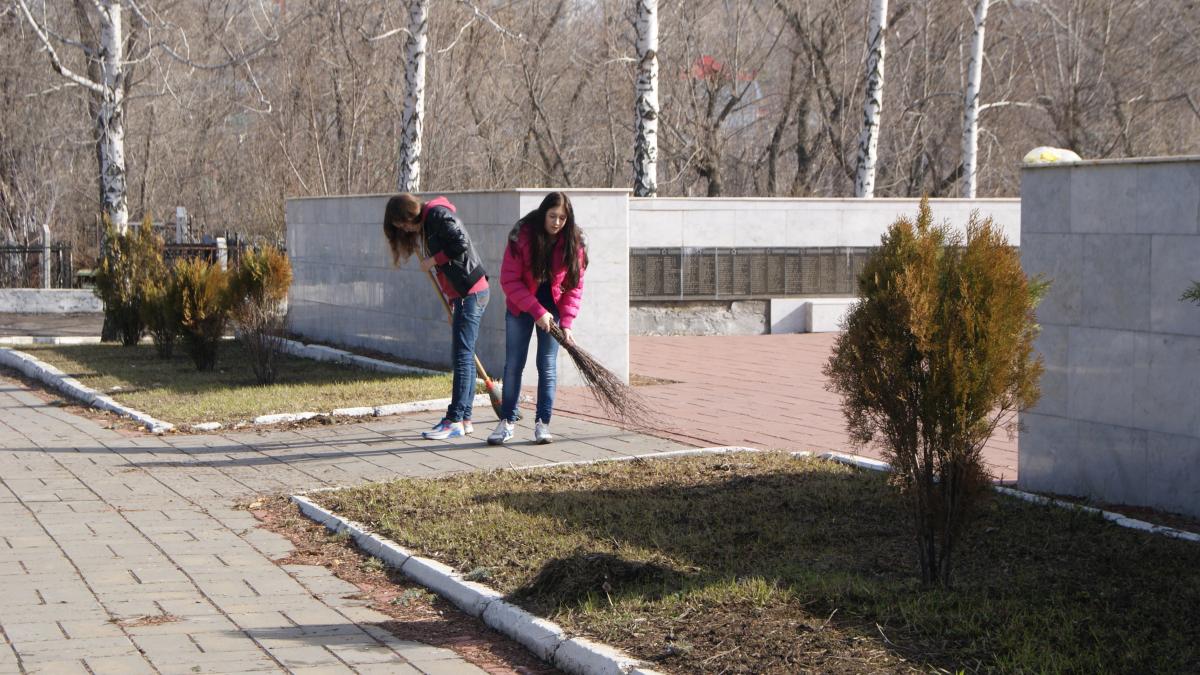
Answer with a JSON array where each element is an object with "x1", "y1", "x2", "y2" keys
[
  {"x1": 545, "y1": 321, "x2": 653, "y2": 427},
  {"x1": 425, "y1": 270, "x2": 507, "y2": 421}
]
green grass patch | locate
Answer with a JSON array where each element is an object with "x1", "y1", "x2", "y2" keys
[
  {"x1": 22, "y1": 342, "x2": 453, "y2": 426},
  {"x1": 317, "y1": 453, "x2": 1200, "y2": 674}
]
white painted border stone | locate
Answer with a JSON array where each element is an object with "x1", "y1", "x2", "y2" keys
[
  {"x1": 291, "y1": 492, "x2": 664, "y2": 675},
  {"x1": 0, "y1": 347, "x2": 174, "y2": 433},
  {"x1": 0, "y1": 336, "x2": 103, "y2": 346},
  {"x1": 276, "y1": 336, "x2": 441, "y2": 376},
  {"x1": 819, "y1": 452, "x2": 1200, "y2": 543}
]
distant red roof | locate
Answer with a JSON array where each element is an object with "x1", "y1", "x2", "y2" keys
[{"x1": 685, "y1": 55, "x2": 757, "y2": 82}]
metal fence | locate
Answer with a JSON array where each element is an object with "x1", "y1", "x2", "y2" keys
[
  {"x1": 0, "y1": 244, "x2": 74, "y2": 289},
  {"x1": 163, "y1": 241, "x2": 247, "y2": 269},
  {"x1": 630, "y1": 247, "x2": 875, "y2": 300}
]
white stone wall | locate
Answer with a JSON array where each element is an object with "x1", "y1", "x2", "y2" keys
[
  {"x1": 0, "y1": 290, "x2": 102, "y2": 313},
  {"x1": 629, "y1": 197, "x2": 1021, "y2": 248},
  {"x1": 1019, "y1": 156, "x2": 1200, "y2": 518},
  {"x1": 286, "y1": 190, "x2": 629, "y2": 389},
  {"x1": 629, "y1": 197, "x2": 1020, "y2": 334}
]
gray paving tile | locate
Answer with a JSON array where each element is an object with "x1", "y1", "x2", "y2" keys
[{"x1": 0, "y1": 372, "x2": 691, "y2": 674}]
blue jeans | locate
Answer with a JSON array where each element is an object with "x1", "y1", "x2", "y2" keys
[
  {"x1": 500, "y1": 309, "x2": 560, "y2": 423},
  {"x1": 446, "y1": 288, "x2": 489, "y2": 422}
]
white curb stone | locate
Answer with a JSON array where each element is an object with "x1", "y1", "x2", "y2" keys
[
  {"x1": 522, "y1": 446, "x2": 766, "y2": 470},
  {"x1": 0, "y1": 347, "x2": 174, "y2": 433},
  {"x1": 289, "y1": 493, "x2": 666, "y2": 675},
  {"x1": 554, "y1": 636, "x2": 644, "y2": 675},
  {"x1": 481, "y1": 602, "x2": 566, "y2": 662},
  {"x1": 373, "y1": 394, "x2": 487, "y2": 418},
  {"x1": 823, "y1": 453, "x2": 1200, "y2": 543},
  {"x1": 332, "y1": 406, "x2": 375, "y2": 418},
  {"x1": 819, "y1": 452, "x2": 891, "y2": 472},
  {"x1": 253, "y1": 411, "x2": 320, "y2": 425},
  {"x1": 191, "y1": 422, "x2": 224, "y2": 432},
  {"x1": 993, "y1": 485, "x2": 1200, "y2": 543},
  {"x1": 275, "y1": 336, "x2": 442, "y2": 376},
  {"x1": 399, "y1": 557, "x2": 503, "y2": 618},
  {"x1": 0, "y1": 336, "x2": 103, "y2": 346}
]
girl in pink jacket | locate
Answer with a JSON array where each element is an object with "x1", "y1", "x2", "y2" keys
[{"x1": 488, "y1": 192, "x2": 587, "y2": 445}]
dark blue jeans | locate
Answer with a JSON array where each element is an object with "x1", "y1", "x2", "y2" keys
[
  {"x1": 446, "y1": 288, "x2": 489, "y2": 422},
  {"x1": 500, "y1": 309, "x2": 560, "y2": 423}
]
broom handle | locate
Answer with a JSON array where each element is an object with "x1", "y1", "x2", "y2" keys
[{"x1": 424, "y1": 269, "x2": 495, "y2": 383}]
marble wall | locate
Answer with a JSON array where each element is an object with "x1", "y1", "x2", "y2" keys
[
  {"x1": 286, "y1": 190, "x2": 630, "y2": 388},
  {"x1": 628, "y1": 197, "x2": 1021, "y2": 248},
  {"x1": 1019, "y1": 156, "x2": 1200, "y2": 518}
]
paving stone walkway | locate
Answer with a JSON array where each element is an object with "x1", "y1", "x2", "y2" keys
[
  {"x1": 556, "y1": 333, "x2": 1020, "y2": 482},
  {"x1": 0, "y1": 376, "x2": 687, "y2": 674}
]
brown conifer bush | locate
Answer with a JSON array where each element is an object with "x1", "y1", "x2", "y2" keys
[
  {"x1": 173, "y1": 258, "x2": 231, "y2": 371},
  {"x1": 136, "y1": 231, "x2": 178, "y2": 358},
  {"x1": 93, "y1": 216, "x2": 162, "y2": 346},
  {"x1": 228, "y1": 246, "x2": 292, "y2": 384},
  {"x1": 824, "y1": 198, "x2": 1044, "y2": 586}
]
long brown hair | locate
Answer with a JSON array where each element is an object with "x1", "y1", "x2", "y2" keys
[
  {"x1": 382, "y1": 194, "x2": 423, "y2": 265},
  {"x1": 513, "y1": 192, "x2": 588, "y2": 290}
]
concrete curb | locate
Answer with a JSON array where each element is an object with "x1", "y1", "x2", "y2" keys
[
  {"x1": 993, "y1": 485, "x2": 1200, "y2": 543},
  {"x1": 291, "y1": 493, "x2": 665, "y2": 675},
  {"x1": 248, "y1": 395, "x2": 489, "y2": 427},
  {"x1": 818, "y1": 452, "x2": 1200, "y2": 543},
  {"x1": 0, "y1": 347, "x2": 174, "y2": 433},
  {"x1": 276, "y1": 336, "x2": 442, "y2": 376},
  {"x1": 0, "y1": 336, "x2": 103, "y2": 346},
  {"x1": 522, "y1": 445, "x2": 772, "y2": 470}
]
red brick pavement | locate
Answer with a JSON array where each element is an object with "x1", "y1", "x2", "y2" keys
[{"x1": 554, "y1": 334, "x2": 1019, "y2": 483}]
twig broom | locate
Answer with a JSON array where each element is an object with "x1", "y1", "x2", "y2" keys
[{"x1": 545, "y1": 322, "x2": 653, "y2": 427}]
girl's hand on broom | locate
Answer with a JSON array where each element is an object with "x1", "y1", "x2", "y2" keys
[
  {"x1": 420, "y1": 256, "x2": 438, "y2": 273},
  {"x1": 535, "y1": 312, "x2": 554, "y2": 332},
  {"x1": 561, "y1": 327, "x2": 574, "y2": 346}
]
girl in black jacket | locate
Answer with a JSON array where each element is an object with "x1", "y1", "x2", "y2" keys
[{"x1": 384, "y1": 193, "x2": 489, "y2": 439}]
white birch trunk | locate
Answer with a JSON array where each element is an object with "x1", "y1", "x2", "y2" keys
[
  {"x1": 98, "y1": 0, "x2": 129, "y2": 231},
  {"x1": 633, "y1": 0, "x2": 659, "y2": 198},
  {"x1": 397, "y1": 0, "x2": 429, "y2": 193},
  {"x1": 854, "y1": 0, "x2": 888, "y2": 198},
  {"x1": 16, "y1": 0, "x2": 129, "y2": 231},
  {"x1": 961, "y1": 0, "x2": 990, "y2": 198}
]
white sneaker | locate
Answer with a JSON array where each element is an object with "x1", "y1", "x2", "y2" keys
[
  {"x1": 422, "y1": 419, "x2": 464, "y2": 440},
  {"x1": 463, "y1": 419, "x2": 474, "y2": 435},
  {"x1": 487, "y1": 420, "x2": 514, "y2": 446},
  {"x1": 534, "y1": 419, "x2": 553, "y2": 444}
]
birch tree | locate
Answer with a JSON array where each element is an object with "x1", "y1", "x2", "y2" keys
[
  {"x1": 961, "y1": 0, "x2": 990, "y2": 198},
  {"x1": 397, "y1": 0, "x2": 429, "y2": 192},
  {"x1": 854, "y1": 0, "x2": 887, "y2": 198},
  {"x1": 633, "y1": 0, "x2": 659, "y2": 197},
  {"x1": 17, "y1": 0, "x2": 130, "y2": 230}
]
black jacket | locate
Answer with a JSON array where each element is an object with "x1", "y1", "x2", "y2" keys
[{"x1": 423, "y1": 201, "x2": 487, "y2": 296}]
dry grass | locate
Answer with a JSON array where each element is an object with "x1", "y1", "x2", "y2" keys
[
  {"x1": 315, "y1": 453, "x2": 1200, "y2": 674},
  {"x1": 21, "y1": 341, "x2": 454, "y2": 426}
]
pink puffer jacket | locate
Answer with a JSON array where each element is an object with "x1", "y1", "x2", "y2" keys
[{"x1": 500, "y1": 223, "x2": 586, "y2": 329}]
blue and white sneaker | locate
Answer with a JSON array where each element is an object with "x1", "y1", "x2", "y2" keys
[
  {"x1": 422, "y1": 419, "x2": 465, "y2": 440},
  {"x1": 487, "y1": 420, "x2": 515, "y2": 446}
]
